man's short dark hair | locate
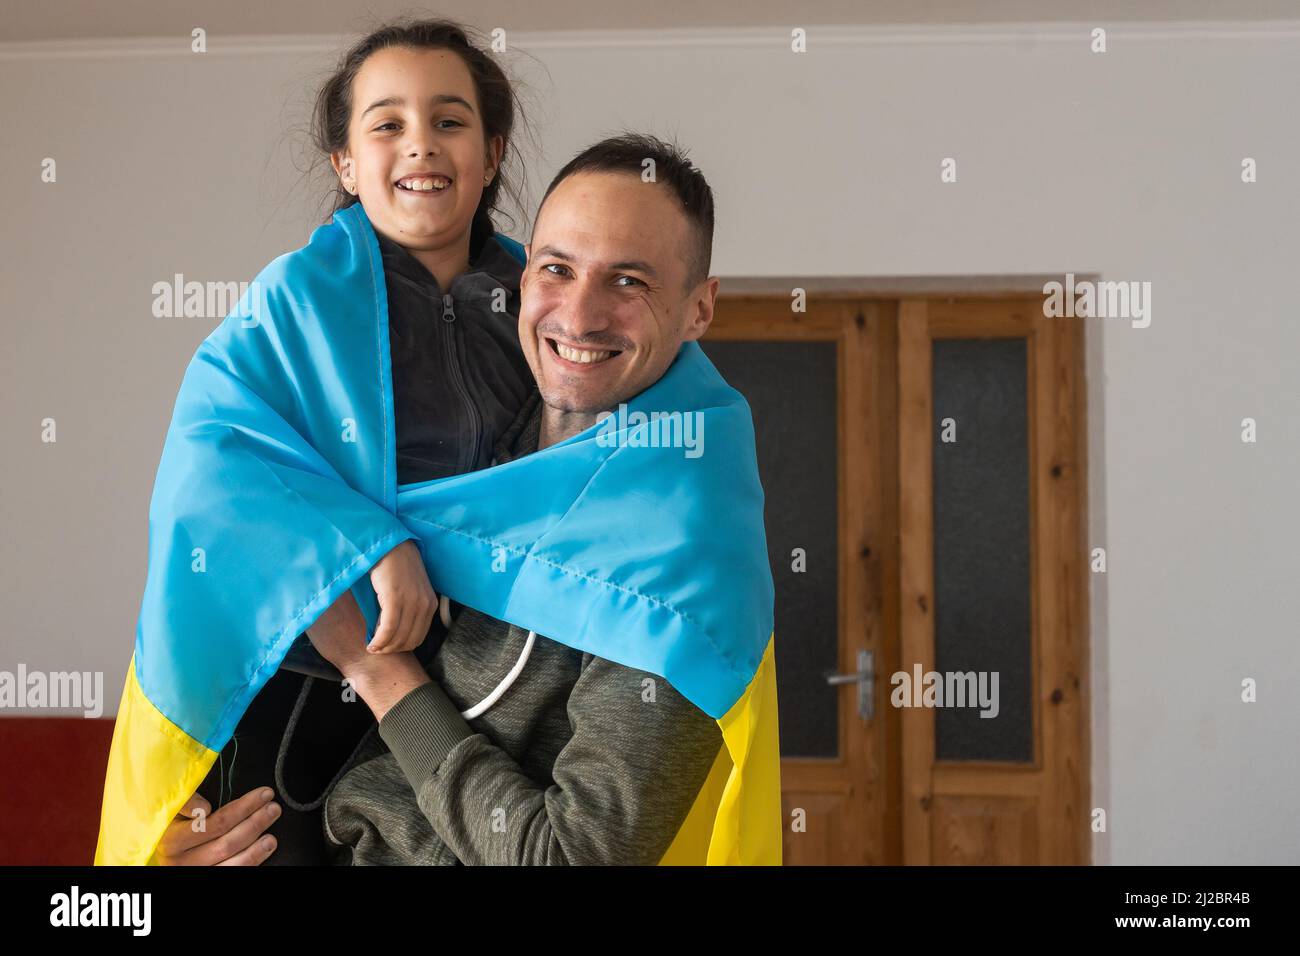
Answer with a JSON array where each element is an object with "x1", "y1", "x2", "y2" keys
[{"x1": 534, "y1": 133, "x2": 715, "y2": 289}]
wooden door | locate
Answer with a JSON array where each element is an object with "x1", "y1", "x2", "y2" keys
[
  {"x1": 704, "y1": 289, "x2": 1089, "y2": 866},
  {"x1": 897, "y1": 297, "x2": 1089, "y2": 865},
  {"x1": 704, "y1": 297, "x2": 899, "y2": 865}
]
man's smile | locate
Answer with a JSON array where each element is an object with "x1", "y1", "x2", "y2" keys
[{"x1": 545, "y1": 336, "x2": 625, "y2": 369}]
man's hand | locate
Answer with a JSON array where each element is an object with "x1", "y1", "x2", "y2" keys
[
  {"x1": 306, "y1": 588, "x2": 371, "y2": 676},
  {"x1": 307, "y1": 587, "x2": 433, "y2": 720},
  {"x1": 368, "y1": 540, "x2": 437, "y2": 654},
  {"x1": 349, "y1": 651, "x2": 433, "y2": 723},
  {"x1": 154, "y1": 789, "x2": 280, "y2": 865},
  {"x1": 307, "y1": 538, "x2": 437, "y2": 671}
]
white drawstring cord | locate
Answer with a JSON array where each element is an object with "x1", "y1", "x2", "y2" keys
[
  {"x1": 438, "y1": 591, "x2": 536, "y2": 720},
  {"x1": 274, "y1": 593, "x2": 534, "y2": 809},
  {"x1": 461, "y1": 629, "x2": 536, "y2": 720}
]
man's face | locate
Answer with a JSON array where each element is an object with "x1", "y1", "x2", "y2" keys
[{"x1": 519, "y1": 171, "x2": 718, "y2": 418}]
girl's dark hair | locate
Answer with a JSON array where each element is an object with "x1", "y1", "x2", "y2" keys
[{"x1": 311, "y1": 17, "x2": 528, "y2": 239}]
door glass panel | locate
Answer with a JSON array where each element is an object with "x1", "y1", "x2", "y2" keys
[
  {"x1": 931, "y1": 338, "x2": 1033, "y2": 762},
  {"x1": 701, "y1": 340, "x2": 839, "y2": 758}
]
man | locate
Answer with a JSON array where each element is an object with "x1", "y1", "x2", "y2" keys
[{"x1": 156, "y1": 134, "x2": 729, "y2": 865}]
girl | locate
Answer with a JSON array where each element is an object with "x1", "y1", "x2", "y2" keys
[{"x1": 185, "y1": 19, "x2": 537, "y2": 865}]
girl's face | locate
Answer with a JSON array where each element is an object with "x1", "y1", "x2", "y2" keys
[{"x1": 331, "y1": 46, "x2": 502, "y2": 253}]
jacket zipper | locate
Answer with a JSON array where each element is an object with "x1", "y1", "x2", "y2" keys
[{"x1": 440, "y1": 293, "x2": 482, "y2": 472}]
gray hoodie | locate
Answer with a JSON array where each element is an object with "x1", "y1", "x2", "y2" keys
[{"x1": 321, "y1": 396, "x2": 726, "y2": 865}]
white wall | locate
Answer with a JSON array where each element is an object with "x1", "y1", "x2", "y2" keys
[{"x1": 3, "y1": 21, "x2": 1298, "y2": 865}]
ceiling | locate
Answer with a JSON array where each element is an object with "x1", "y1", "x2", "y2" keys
[{"x1": 6, "y1": 0, "x2": 1299, "y2": 44}]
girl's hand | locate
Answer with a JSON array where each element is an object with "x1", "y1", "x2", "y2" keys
[{"x1": 367, "y1": 539, "x2": 437, "y2": 654}]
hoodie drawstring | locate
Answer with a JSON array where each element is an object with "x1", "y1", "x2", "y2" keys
[{"x1": 273, "y1": 605, "x2": 537, "y2": 810}]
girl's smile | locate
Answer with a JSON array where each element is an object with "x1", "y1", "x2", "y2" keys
[{"x1": 394, "y1": 172, "x2": 453, "y2": 193}]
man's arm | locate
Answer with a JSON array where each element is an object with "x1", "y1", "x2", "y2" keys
[{"x1": 371, "y1": 647, "x2": 724, "y2": 866}]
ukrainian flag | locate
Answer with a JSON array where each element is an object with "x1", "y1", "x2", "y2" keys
[{"x1": 95, "y1": 203, "x2": 781, "y2": 866}]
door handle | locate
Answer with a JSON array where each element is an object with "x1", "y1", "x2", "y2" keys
[{"x1": 824, "y1": 649, "x2": 874, "y2": 721}]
